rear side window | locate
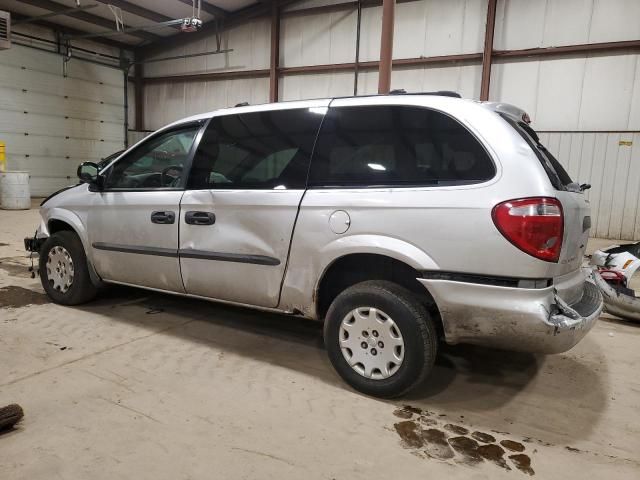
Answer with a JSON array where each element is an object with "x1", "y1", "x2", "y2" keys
[
  {"x1": 187, "y1": 108, "x2": 323, "y2": 190},
  {"x1": 308, "y1": 105, "x2": 495, "y2": 187},
  {"x1": 499, "y1": 114, "x2": 574, "y2": 190}
]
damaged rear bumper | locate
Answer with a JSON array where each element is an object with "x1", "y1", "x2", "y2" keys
[{"x1": 418, "y1": 275, "x2": 602, "y2": 354}]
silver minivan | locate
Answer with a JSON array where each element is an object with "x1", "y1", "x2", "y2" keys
[{"x1": 26, "y1": 93, "x2": 602, "y2": 397}]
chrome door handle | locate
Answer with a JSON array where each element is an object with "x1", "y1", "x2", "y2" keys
[
  {"x1": 185, "y1": 211, "x2": 216, "y2": 226},
  {"x1": 151, "y1": 211, "x2": 176, "y2": 224}
]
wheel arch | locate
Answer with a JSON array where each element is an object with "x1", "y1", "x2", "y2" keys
[
  {"x1": 314, "y1": 253, "x2": 443, "y2": 336},
  {"x1": 44, "y1": 210, "x2": 102, "y2": 286},
  {"x1": 45, "y1": 209, "x2": 88, "y2": 250}
]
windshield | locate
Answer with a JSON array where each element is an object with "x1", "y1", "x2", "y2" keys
[{"x1": 499, "y1": 114, "x2": 574, "y2": 191}]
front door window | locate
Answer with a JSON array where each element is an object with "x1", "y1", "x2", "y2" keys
[{"x1": 104, "y1": 126, "x2": 200, "y2": 190}]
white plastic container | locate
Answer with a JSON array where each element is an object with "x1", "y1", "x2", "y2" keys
[{"x1": 0, "y1": 171, "x2": 31, "y2": 210}]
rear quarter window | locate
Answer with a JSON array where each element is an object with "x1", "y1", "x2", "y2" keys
[
  {"x1": 499, "y1": 114, "x2": 574, "y2": 190},
  {"x1": 308, "y1": 105, "x2": 495, "y2": 187}
]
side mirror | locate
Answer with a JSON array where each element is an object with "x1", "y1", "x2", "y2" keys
[{"x1": 77, "y1": 162, "x2": 103, "y2": 190}]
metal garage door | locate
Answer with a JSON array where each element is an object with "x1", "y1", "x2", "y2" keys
[{"x1": 0, "y1": 44, "x2": 124, "y2": 196}]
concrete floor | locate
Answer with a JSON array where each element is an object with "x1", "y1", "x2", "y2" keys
[{"x1": 0, "y1": 203, "x2": 639, "y2": 480}]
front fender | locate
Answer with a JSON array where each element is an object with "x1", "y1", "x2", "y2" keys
[
  {"x1": 40, "y1": 208, "x2": 103, "y2": 287},
  {"x1": 44, "y1": 207, "x2": 90, "y2": 254}
]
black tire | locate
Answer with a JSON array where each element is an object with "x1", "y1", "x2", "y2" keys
[
  {"x1": 39, "y1": 230, "x2": 98, "y2": 305},
  {"x1": 0, "y1": 404, "x2": 24, "y2": 431},
  {"x1": 324, "y1": 280, "x2": 438, "y2": 398}
]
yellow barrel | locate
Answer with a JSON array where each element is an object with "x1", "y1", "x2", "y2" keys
[{"x1": 0, "y1": 141, "x2": 5, "y2": 172}]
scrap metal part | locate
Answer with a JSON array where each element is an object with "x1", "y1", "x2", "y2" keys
[
  {"x1": 591, "y1": 270, "x2": 640, "y2": 322},
  {"x1": 590, "y1": 241, "x2": 640, "y2": 322},
  {"x1": 0, "y1": 404, "x2": 24, "y2": 431}
]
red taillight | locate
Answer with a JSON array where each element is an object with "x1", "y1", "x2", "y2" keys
[{"x1": 492, "y1": 197, "x2": 564, "y2": 262}]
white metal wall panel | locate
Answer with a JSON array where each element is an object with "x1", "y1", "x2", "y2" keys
[
  {"x1": 144, "y1": 19, "x2": 270, "y2": 77},
  {"x1": 355, "y1": 63, "x2": 482, "y2": 98},
  {"x1": 578, "y1": 53, "x2": 638, "y2": 131},
  {"x1": 541, "y1": 0, "x2": 594, "y2": 47},
  {"x1": 279, "y1": 72, "x2": 353, "y2": 101},
  {"x1": 495, "y1": 0, "x2": 543, "y2": 50},
  {"x1": 630, "y1": 57, "x2": 640, "y2": 130},
  {"x1": 535, "y1": 56, "x2": 585, "y2": 130},
  {"x1": 538, "y1": 132, "x2": 640, "y2": 240},
  {"x1": 623, "y1": 138, "x2": 640, "y2": 240},
  {"x1": 358, "y1": 0, "x2": 486, "y2": 63},
  {"x1": 490, "y1": 52, "x2": 640, "y2": 131},
  {"x1": 280, "y1": 8, "x2": 356, "y2": 67},
  {"x1": 145, "y1": 83, "x2": 187, "y2": 130},
  {"x1": 359, "y1": 4, "x2": 383, "y2": 63},
  {"x1": 589, "y1": 0, "x2": 640, "y2": 44},
  {"x1": 145, "y1": 78, "x2": 270, "y2": 131},
  {"x1": 489, "y1": 59, "x2": 540, "y2": 119},
  {"x1": 0, "y1": 45, "x2": 125, "y2": 196},
  {"x1": 495, "y1": 0, "x2": 640, "y2": 50}
]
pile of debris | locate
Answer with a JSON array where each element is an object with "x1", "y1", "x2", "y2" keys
[
  {"x1": 0, "y1": 404, "x2": 24, "y2": 432},
  {"x1": 590, "y1": 242, "x2": 640, "y2": 322}
]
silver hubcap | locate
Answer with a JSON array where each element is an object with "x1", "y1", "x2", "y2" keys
[
  {"x1": 46, "y1": 246, "x2": 74, "y2": 294},
  {"x1": 339, "y1": 307, "x2": 405, "y2": 380}
]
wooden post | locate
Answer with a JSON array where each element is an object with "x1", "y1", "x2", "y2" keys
[
  {"x1": 480, "y1": 0, "x2": 497, "y2": 101},
  {"x1": 269, "y1": 3, "x2": 280, "y2": 102},
  {"x1": 377, "y1": 0, "x2": 395, "y2": 94}
]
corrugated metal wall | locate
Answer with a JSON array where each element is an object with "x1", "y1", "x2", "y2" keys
[
  {"x1": 139, "y1": 0, "x2": 640, "y2": 239},
  {"x1": 539, "y1": 132, "x2": 640, "y2": 240},
  {"x1": 143, "y1": 18, "x2": 270, "y2": 131},
  {"x1": 0, "y1": 41, "x2": 125, "y2": 196}
]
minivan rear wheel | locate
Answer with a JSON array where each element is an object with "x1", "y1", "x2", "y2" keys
[
  {"x1": 324, "y1": 280, "x2": 438, "y2": 398},
  {"x1": 39, "y1": 231, "x2": 97, "y2": 305}
]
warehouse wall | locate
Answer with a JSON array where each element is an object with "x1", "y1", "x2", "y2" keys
[
  {"x1": 0, "y1": 24, "x2": 127, "y2": 196},
  {"x1": 143, "y1": 0, "x2": 640, "y2": 130},
  {"x1": 143, "y1": 18, "x2": 270, "y2": 131},
  {"x1": 540, "y1": 132, "x2": 640, "y2": 241},
  {"x1": 138, "y1": 0, "x2": 640, "y2": 240},
  {"x1": 490, "y1": 0, "x2": 640, "y2": 132}
]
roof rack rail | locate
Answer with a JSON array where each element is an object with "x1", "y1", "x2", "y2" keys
[
  {"x1": 235, "y1": 102, "x2": 249, "y2": 107},
  {"x1": 429, "y1": 91, "x2": 461, "y2": 98},
  {"x1": 384, "y1": 90, "x2": 462, "y2": 98}
]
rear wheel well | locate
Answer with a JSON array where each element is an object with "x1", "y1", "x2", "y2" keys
[{"x1": 316, "y1": 254, "x2": 442, "y2": 334}]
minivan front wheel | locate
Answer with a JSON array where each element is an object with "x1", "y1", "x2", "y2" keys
[
  {"x1": 324, "y1": 280, "x2": 438, "y2": 398},
  {"x1": 39, "y1": 231, "x2": 97, "y2": 305}
]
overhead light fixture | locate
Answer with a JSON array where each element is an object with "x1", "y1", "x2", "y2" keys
[{"x1": 181, "y1": 17, "x2": 203, "y2": 32}]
